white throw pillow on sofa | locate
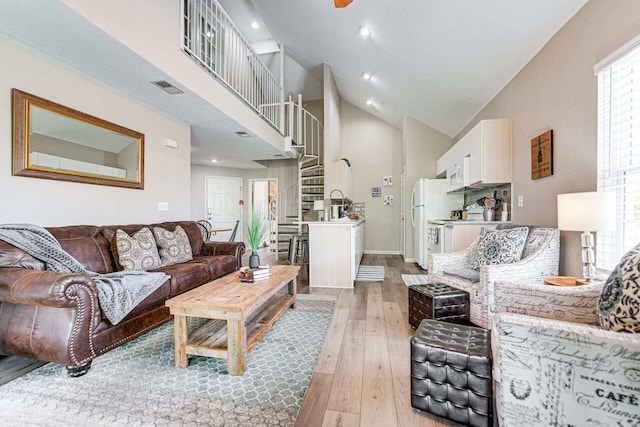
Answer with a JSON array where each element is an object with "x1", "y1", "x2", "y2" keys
[
  {"x1": 153, "y1": 225, "x2": 193, "y2": 267},
  {"x1": 115, "y1": 227, "x2": 162, "y2": 271}
]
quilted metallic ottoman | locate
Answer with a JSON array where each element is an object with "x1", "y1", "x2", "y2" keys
[
  {"x1": 408, "y1": 283, "x2": 469, "y2": 328},
  {"x1": 410, "y1": 319, "x2": 492, "y2": 427}
]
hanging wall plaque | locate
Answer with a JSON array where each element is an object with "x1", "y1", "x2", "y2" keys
[{"x1": 531, "y1": 130, "x2": 553, "y2": 180}]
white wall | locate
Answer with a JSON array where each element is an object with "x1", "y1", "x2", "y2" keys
[
  {"x1": 191, "y1": 159, "x2": 298, "y2": 222},
  {"x1": 0, "y1": 34, "x2": 190, "y2": 226},
  {"x1": 60, "y1": 0, "x2": 284, "y2": 153},
  {"x1": 340, "y1": 101, "x2": 402, "y2": 253},
  {"x1": 454, "y1": 0, "x2": 640, "y2": 276},
  {"x1": 323, "y1": 64, "x2": 342, "y2": 169},
  {"x1": 401, "y1": 115, "x2": 454, "y2": 261}
]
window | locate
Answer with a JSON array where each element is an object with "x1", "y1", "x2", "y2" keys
[{"x1": 596, "y1": 35, "x2": 640, "y2": 271}]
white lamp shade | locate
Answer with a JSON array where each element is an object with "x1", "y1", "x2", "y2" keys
[{"x1": 557, "y1": 192, "x2": 616, "y2": 231}]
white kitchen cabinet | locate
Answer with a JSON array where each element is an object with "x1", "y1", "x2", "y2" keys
[
  {"x1": 437, "y1": 118, "x2": 512, "y2": 189},
  {"x1": 325, "y1": 160, "x2": 353, "y2": 200},
  {"x1": 466, "y1": 118, "x2": 512, "y2": 186},
  {"x1": 307, "y1": 219, "x2": 364, "y2": 288},
  {"x1": 443, "y1": 222, "x2": 498, "y2": 253}
]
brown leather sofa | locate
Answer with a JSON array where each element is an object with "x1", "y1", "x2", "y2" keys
[{"x1": 0, "y1": 221, "x2": 244, "y2": 375}]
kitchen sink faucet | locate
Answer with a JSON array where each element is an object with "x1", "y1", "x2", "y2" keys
[{"x1": 329, "y1": 189, "x2": 345, "y2": 219}]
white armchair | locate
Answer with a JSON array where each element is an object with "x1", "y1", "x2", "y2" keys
[
  {"x1": 492, "y1": 310, "x2": 640, "y2": 426},
  {"x1": 428, "y1": 227, "x2": 560, "y2": 329}
]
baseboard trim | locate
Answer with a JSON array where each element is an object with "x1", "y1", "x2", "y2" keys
[
  {"x1": 404, "y1": 257, "x2": 416, "y2": 263},
  {"x1": 364, "y1": 250, "x2": 402, "y2": 255}
]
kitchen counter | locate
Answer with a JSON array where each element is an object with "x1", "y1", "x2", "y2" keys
[
  {"x1": 429, "y1": 220, "x2": 511, "y2": 226},
  {"x1": 306, "y1": 219, "x2": 365, "y2": 288},
  {"x1": 444, "y1": 220, "x2": 511, "y2": 226},
  {"x1": 300, "y1": 218, "x2": 365, "y2": 227}
]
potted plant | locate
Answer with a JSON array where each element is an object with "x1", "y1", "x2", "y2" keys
[{"x1": 246, "y1": 207, "x2": 269, "y2": 268}]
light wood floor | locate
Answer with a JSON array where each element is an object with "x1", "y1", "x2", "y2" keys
[
  {"x1": 286, "y1": 253, "x2": 456, "y2": 427},
  {"x1": 2, "y1": 247, "x2": 455, "y2": 426}
]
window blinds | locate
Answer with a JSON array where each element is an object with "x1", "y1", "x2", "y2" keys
[{"x1": 596, "y1": 40, "x2": 640, "y2": 271}]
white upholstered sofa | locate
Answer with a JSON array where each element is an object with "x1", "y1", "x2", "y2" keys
[
  {"x1": 428, "y1": 226, "x2": 560, "y2": 329},
  {"x1": 491, "y1": 280, "x2": 640, "y2": 426}
]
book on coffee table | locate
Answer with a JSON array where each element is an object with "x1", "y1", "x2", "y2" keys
[{"x1": 239, "y1": 266, "x2": 271, "y2": 282}]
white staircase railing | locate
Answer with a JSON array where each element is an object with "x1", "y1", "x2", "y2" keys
[
  {"x1": 181, "y1": 0, "x2": 282, "y2": 131},
  {"x1": 285, "y1": 95, "x2": 323, "y2": 162}
]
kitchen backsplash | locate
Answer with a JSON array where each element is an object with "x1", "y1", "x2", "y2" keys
[{"x1": 463, "y1": 184, "x2": 511, "y2": 218}]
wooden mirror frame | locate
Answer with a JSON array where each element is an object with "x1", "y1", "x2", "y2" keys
[{"x1": 12, "y1": 89, "x2": 145, "y2": 189}]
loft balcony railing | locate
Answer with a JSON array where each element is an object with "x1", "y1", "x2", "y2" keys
[{"x1": 181, "y1": 0, "x2": 283, "y2": 132}]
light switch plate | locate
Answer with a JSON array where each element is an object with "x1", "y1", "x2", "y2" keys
[
  {"x1": 158, "y1": 202, "x2": 169, "y2": 211},
  {"x1": 517, "y1": 195, "x2": 524, "y2": 208}
]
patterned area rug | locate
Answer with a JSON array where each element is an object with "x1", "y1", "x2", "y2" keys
[
  {"x1": 401, "y1": 274, "x2": 430, "y2": 287},
  {"x1": 0, "y1": 294, "x2": 335, "y2": 427},
  {"x1": 355, "y1": 265, "x2": 385, "y2": 282}
]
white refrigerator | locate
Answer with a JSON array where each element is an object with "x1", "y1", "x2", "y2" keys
[{"x1": 411, "y1": 178, "x2": 463, "y2": 269}]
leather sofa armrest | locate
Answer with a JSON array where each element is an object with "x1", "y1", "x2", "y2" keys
[
  {"x1": 0, "y1": 267, "x2": 101, "y2": 366},
  {"x1": 0, "y1": 267, "x2": 99, "y2": 308},
  {"x1": 201, "y1": 242, "x2": 245, "y2": 268}
]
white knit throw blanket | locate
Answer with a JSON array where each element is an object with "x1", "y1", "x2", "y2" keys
[{"x1": 0, "y1": 224, "x2": 169, "y2": 325}]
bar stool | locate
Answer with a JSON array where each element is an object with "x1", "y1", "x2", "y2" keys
[{"x1": 288, "y1": 233, "x2": 309, "y2": 274}]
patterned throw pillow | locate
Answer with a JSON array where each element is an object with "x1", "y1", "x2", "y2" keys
[
  {"x1": 597, "y1": 243, "x2": 640, "y2": 332},
  {"x1": 153, "y1": 225, "x2": 193, "y2": 267},
  {"x1": 471, "y1": 226, "x2": 529, "y2": 270},
  {"x1": 115, "y1": 228, "x2": 162, "y2": 271}
]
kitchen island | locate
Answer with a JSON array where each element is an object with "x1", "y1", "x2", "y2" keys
[{"x1": 303, "y1": 219, "x2": 364, "y2": 288}]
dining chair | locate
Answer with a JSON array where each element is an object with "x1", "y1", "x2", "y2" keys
[{"x1": 197, "y1": 220, "x2": 212, "y2": 241}]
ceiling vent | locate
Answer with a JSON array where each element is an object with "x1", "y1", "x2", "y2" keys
[
  {"x1": 235, "y1": 131, "x2": 252, "y2": 138},
  {"x1": 151, "y1": 80, "x2": 183, "y2": 95}
]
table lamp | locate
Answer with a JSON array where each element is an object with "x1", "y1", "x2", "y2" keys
[{"x1": 557, "y1": 191, "x2": 616, "y2": 284}]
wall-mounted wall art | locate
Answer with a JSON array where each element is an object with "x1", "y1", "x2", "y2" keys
[
  {"x1": 531, "y1": 130, "x2": 553, "y2": 180},
  {"x1": 383, "y1": 176, "x2": 393, "y2": 186},
  {"x1": 384, "y1": 195, "x2": 393, "y2": 206},
  {"x1": 371, "y1": 187, "x2": 381, "y2": 197}
]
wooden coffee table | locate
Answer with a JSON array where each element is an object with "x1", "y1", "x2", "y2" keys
[{"x1": 165, "y1": 265, "x2": 299, "y2": 375}]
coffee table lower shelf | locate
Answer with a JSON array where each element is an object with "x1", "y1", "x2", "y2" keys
[{"x1": 174, "y1": 293, "x2": 295, "y2": 374}]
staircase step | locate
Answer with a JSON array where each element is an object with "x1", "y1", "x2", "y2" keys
[
  {"x1": 302, "y1": 191, "x2": 324, "y2": 196},
  {"x1": 301, "y1": 175, "x2": 324, "y2": 181},
  {"x1": 300, "y1": 154, "x2": 318, "y2": 163},
  {"x1": 300, "y1": 164, "x2": 324, "y2": 172},
  {"x1": 302, "y1": 184, "x2": 324, "y2": 188}
]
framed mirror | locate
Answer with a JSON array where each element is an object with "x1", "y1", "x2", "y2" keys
[{"x1": 12, "y1": 89, "x2": 145, "y2": 189}]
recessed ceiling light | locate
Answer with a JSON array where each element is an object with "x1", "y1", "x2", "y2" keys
[
  {"x1": 366, "y1": 99, "x2": 374, "y2": 106},
  {"x1": 235, "y1": 131, "x2": 252, "y2": 138},
  {"x1": 362, "y1": 72, "x2": 372, "y2": 81},
  {"x1": 359, "y1": 26, "x2": 371, "y2": 38},
  {"x1": 251, "y1": 21, "x2": 259, "y2": 30},
  {"x1": 211, "y1": 159, "x2": 218, "y2": 163}
]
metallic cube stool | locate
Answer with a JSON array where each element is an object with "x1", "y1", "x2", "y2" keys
[
  {"x1": 411, "y1": 319, "x2": 492, "y2": 427},
  {"x1": 408, "y1": 283, "x2": 469, "y2": 328}
]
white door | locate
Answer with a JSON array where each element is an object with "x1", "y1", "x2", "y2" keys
[{"x1": 205, "y1": 176, "x2": 242, "y2": 242}]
